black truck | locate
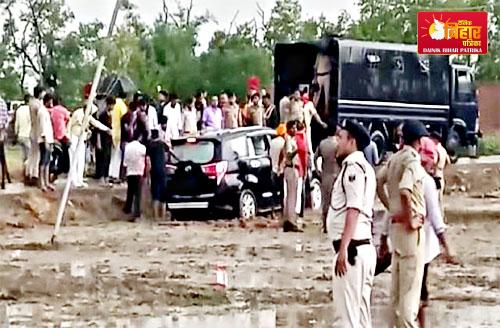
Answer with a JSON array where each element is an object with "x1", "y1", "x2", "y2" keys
[{"x1": 274, "y1": 37, "x2": 480, "y2": 160}]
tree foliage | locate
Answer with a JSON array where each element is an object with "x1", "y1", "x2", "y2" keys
[{"x1": 0, "y1": 0, "x2": 498, "y2": 103}]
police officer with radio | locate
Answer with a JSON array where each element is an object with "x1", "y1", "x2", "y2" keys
[{"x1": 327, "y1": 120, "x2": 377, "y2": 328}]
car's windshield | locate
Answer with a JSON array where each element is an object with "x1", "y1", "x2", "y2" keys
[{"x1": 170, "y1": 141, "x2": 215, "y2": 164}]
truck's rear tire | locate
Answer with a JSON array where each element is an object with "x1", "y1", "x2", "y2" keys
[
  {"x1": 371, "y1": 130, "x2": 386, "y2": 164},
  {"x1": 446, "y1": 129, "x2": 460, "y2": 163}
]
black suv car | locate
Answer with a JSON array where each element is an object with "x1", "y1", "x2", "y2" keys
[
  {"x1": 165, "y1": 127, "x2": 323, "y2": 219},
  {"x1": 165, "y1": 127, "x2": 282, "y2": 219}
]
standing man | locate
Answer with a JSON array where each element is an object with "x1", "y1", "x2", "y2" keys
[
  {"x1": 289, "y1": 90, "x2": 304, "y2": 123},
  {"x1": 0, "y1": 95, "x2": 8, "y2": 138},
  {"x1": 282, "y1": 120, "x2": 302, "y2": 233},
  {"x1": 123, "y1": 131, "x2": 147, "y2": 221},
  {"x1": 363, "y1": 140, "x2": 379, "y2": 168},
  {"x1": 279, "y1": 94, "x2": 291, "y2": 124},
  {"x1": 95, "y1": 96, "x2": 115, "y2": 185},
  {"x1": 0, "y1": 95, "x2": 10, "y2": 189},
  {"x1": 146, "y1": 129, "x2": 169, "y2": 219},
  {"x1": 194, "y1": 91, "x2": 206, "y2": 130},
  {"x1": 327, "y1": 120, "x2": 376, "y2": 328},
  {"x1": 15, "y1": 95, "x2": 32, "y2": 178},
  {"x1": 38, "y1": 93, "x2": 55, "y2": 192},
  {"x1": 246, "y1": 93, "x2": 264, "y2": 127},
  {"x1": 163, "y1": 94, "x2": 183, "y2": 144},
  {"x1": 27, "y1": 86, "x2": 45, "y2": 185},
  {"x1": 263, "y1": 94, "x2": 278, "y2": 128},
  {"x1": 376, "y1": 120, "x2": 428, "y2": 328},
  {"x1": 182, "y1": 97, "x2": 198, "y2": 135},
  {"x1": 156, "y1": 90, "x2": 169, "y2": 123},
  {"x1": 49, "y1": 95, "x2": 71, "y2": 179},
  {"x1": 221, "y1": 93, "x2": 239, "y2": 129},
  {"x1": 315, "y1": 122, "x2": 340, "y2": 233},
  {"x1": 202, "y1": 96, "x2": 222, "y2": 131},
  {"x1": 69, "y1": 97, "x2": 111, "y2": 188},
  {"x1": 109, "y1": 92, "x2": 128, "y2": 184},
  {"x1": 313, "y1": 52, "x2": 332, "y2": 116},
  {"x1": 270, "y1": 123, "x2": 287, "y2": 218},
  {"x1": 302, "y1": 91, "x2": 327, "y2": 157},
  {"x1": 146, "y1": 95, "x2": 159, "y2": 136},
  {"x1": 429, "y1": 131, "x2": 450, "y2": 221},
  {"x1": 135, "y1": 97, "x2": 150, "y2": 145},
  {"x1": 295, "y1": 122, "x2": 308, "y2": 220}
]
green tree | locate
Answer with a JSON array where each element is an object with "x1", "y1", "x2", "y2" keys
[
  {"x1": 205, "y1": 20, "x2": 272, "y2": 97},
  {"x1": 263, "y1": 0, "x2": 303, "y2": 50},
  {"x1": 0, "y1": 43, "x2": 21, "y2": 99},
  {"x1": 53, "y1": 22, "x2": 103, "y2": 107},
  {"x1": 0, "y1": 0, "x2": 104, "y2": 104},
  {"x1": 1, "y1": 0, "x2": 75, "y2": 89},
  {"x1": 300, "y1": 12, "x2": 352, "y2": 41}
]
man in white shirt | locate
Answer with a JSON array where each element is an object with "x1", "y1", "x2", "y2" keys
[
  {"x1": 148, "y1": 105, "x2": 159, "y2": 133},
  {"x1": 15, "y1": 95, "x2": 32, "y2": 174},
  {"x1": 123, "y1": 132, "x2": 147, "y2": 220},
  {"x1": 418, "y1": 136, "x2": 457, "y2": 327},
  {"x1": 429, "y1": 131, "x2": 450, "y2": 222},
  {"x1": 68, "y1": 100, "x2": 111, "y2": 188},
  {"x1": 38, "y1": 93, "x2": 55, "y2": 192},
  {"x1": 163, "y1": 94, "x2": 182, "y2": 145},
  {"x1": 27, "y1": 86, "x2": 45, "y2": 184},
  {"x1": 327, "y1": 120, "x2": 376, "y2": 328}
]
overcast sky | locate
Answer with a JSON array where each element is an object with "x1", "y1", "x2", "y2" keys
[{"x1": 67, "y1": 0, "x2": 360, "y2": 49}]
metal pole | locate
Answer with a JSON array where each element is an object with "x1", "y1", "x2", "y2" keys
[{"x1": 51, "y1": 0, "x2": 122, "y2": 244}]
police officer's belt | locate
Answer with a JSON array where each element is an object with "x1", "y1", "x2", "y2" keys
[{"x1": 333, "y1": 239, "x2": 371, "y2": 266}]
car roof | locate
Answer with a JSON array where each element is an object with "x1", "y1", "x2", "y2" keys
[{"x1": 174, "y1": 127, "x2": 276, "y2": 143}]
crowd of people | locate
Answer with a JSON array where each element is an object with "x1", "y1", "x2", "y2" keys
[{"x1": 8, "y1": 85, "x2": 302, "y2": 218}]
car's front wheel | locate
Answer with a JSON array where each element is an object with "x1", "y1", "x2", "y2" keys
[{"x1": 239, "y1": 190, "x2": 257, "y2": 219}]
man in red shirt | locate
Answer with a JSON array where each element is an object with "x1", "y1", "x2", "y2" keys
[
  {"x1": 49, "y1": 96, "x2": 71, "y2": 179},
  {"x1": 295, "y1": 121, "x2": 308, "y2": 220}
]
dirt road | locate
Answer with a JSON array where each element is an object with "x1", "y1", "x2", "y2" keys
[
  {"x1": 0, "y1": 200, "x2": 498, "y2": 327},
  {"x1": 0, "y1": 152, "x2": 499, "y2": 327}
]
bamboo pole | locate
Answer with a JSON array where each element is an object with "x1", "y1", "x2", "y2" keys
[{"x1": 51, "y1": 0, "x2": 122, "y2": 244}]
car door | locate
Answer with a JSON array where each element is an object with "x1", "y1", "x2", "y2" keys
[{"x1": 247, "y1": 133, "x2": 274, "y2": 209}]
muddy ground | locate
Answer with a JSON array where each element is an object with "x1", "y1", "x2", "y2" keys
[{"x1": 0, "y1": 157, "x2": 499, "y2": 327}]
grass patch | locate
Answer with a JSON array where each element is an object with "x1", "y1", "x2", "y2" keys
[{"x1": 479, "y1": 135, "x2": 500, "y2": 156}]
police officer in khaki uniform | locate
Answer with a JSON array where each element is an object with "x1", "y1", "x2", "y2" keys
[
  {"x1": 283, "y1": 120, "x2": 302, "y2": 232},
  {"x1": 376, "y1": 120, "x2": 428, "y2": 328},
  {"x1": 328, "y1": 120, "x2": 377, "y2": 328}
]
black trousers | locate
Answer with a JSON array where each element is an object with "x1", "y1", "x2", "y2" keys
[
  {"x1": 299, "y1": 176, "x2": 306, "y2": 218},
  {"x1": 95, "y1": 144, "x2": 111, "y2": 179},
  {"x1": 124, "y1": 175, "x2": 143, "y2": 218},
  {"x1": 420, "y1": 263, "x2": 430, "y2": 302}
]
